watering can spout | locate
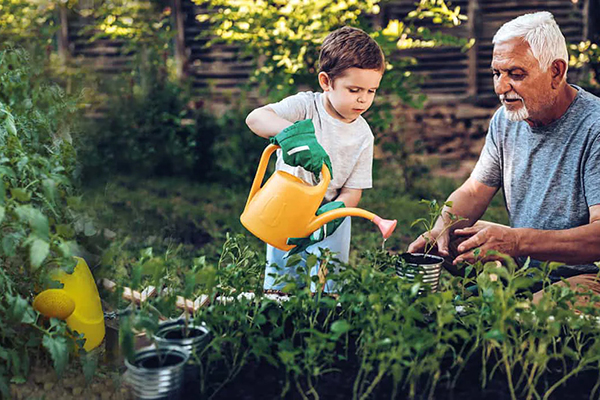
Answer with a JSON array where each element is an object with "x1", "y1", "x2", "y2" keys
[
  {"x1": 372, "y1": 216, "x2": 397, "y2": 240},
  {"x1": 309, "y1": 208, "x2": 397, "y2": 240}
]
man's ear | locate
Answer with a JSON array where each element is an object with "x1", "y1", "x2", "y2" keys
[
  {"x1": 318, "y1": 72, "x2": 333, "y2": 91},
  {"x1": 550, "y1": 59, "x2": 568, "y2": 88}
]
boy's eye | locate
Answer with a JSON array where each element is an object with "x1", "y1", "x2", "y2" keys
[
  {"x1": 368, "y1": 89, "x2": 376, "y2": 94},
  {"x1": 349, "y1": 88, "x2": 359, "y2": 93}
]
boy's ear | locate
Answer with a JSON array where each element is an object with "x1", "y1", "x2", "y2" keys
[{"x1": 318, "y1": 72, "x2": 333, "y2": 91}]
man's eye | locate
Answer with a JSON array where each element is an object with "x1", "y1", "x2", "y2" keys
[
  {"x1": 510, "y1": 73, "x2": 525, "y2": 79},
  {"x1": 492, "y1": 71, "x2": 500, "y2": 78}
]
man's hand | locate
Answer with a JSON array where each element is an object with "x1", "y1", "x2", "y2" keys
[
  {"x1": 270, "y1": 119, "x2": 333, "y2": 178},
  {"x1": 286, "y1": 201, "x2": 345, "y2": 256},
  {"x1": 452, "y1": 221, "x2": 520, "y2": 264},
  {"x1": 407, "y1": 227, "x2": 451, "y2": 257}
]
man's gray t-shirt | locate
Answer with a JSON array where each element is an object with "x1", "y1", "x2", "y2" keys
[
  {"x1": 268, "y1": 91, "x2": 374, "y2": 202},
  {"x1": 472, "y1": 85, "x2": 600, "y2": 275}
]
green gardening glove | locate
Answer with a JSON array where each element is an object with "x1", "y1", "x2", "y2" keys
[
  {"x1": 270, "y1": 119, "x2": 333, "y2": 178},
  {"x1": 286, "y1": 201, "x2": 345, "y2": 256}
]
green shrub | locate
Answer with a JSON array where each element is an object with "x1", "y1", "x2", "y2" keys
[
  {"x1": 0, "y1": 47, "x2": 91, "y2": 394},
  {"x1": 114, "y1": 234, "x2": 600, "y2": 400}
]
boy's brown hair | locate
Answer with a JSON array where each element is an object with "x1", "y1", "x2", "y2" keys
[{"x1": 319, "y1": 26, "x2": 385, "y2": 82}]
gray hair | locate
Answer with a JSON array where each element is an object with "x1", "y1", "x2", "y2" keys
[{"x1": 493, "y1": 11, "x2": 569, "y2": 76}]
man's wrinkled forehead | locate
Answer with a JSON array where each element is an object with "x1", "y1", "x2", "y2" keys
[{"x1": 492, "y1": 38, "x2": 538, "y2": 70}]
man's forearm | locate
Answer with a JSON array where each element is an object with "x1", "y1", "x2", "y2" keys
[{"x1": 516, "y1": 222, "x2": 600, "y2": 264}]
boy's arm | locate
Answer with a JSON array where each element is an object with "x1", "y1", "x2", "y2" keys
[
  {"x1": 246, "y1": 106, "x2": 293, "y2": 138},
  {"x1": 335, "y1": 188, "x2": 362, "y2": 208}
]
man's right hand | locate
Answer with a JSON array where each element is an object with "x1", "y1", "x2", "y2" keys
[
  {"x1": 407, "y1": 227, "x2": 451, "y2": 256},
  {"x1": 269, "y1": 119, "x2": 333, "y2": 178}
]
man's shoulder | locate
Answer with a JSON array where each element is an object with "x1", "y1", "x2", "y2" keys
[{"x1": 575, "y1": 86, "x2": 600, "y2": 119}]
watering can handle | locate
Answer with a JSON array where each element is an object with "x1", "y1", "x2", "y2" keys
[
  {"x1": 245, "y1": 144, "x2": 279, "y2": 209},
  {"x1": 245, "y1": 144, "x2": 331, "y2": 209}
]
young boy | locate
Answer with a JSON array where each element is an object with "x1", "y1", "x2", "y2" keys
[{"x1": 245, "y1": 26, "x2": 385, "y2": 292}]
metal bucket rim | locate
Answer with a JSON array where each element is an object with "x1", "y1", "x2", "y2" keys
[
  {"x1": 125, "y1": 345, "x2": 189, "y2": 373},
  {"x1": 397, "y1": 252, "x2": 444, "y2": 267}
]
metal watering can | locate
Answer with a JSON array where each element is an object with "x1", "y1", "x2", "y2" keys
[{"x1": 240, "y1": 144, "x2": 397, "y2": 251}]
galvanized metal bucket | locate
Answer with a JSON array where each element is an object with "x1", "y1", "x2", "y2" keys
[
  {"x1": 396, "y1": 253, "x2": 444, "y2": 293},
  {"x1": 125, "y1": 345, "x2": 189, "y2": 400},
  {"x1": 153, "y1": 319, "x2": 211, "y2": 391}
]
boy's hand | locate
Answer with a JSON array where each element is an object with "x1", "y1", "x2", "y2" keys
[
  {"x1": 270, "y1": 119, "x2": 333, "y2": 178},
  {"x1": 286, "y1": 201, "x2": 345, "y2": 256}
]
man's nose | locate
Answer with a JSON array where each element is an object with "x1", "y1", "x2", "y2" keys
[{"x1": 495, "y1": 74, "x2": 512, "y2": 95}]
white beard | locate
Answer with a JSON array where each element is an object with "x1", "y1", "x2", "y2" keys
[{"x1": 505, "y1": 104, "x2": 530, "y2": 121}]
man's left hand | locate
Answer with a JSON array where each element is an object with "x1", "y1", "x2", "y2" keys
[{"x1": 452, "y1": 221, "x2": 520, "y2": 265}]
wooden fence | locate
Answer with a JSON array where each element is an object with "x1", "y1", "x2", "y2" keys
[{"x1": 61, "y1": 0, "x2": 593, "y2": 107}]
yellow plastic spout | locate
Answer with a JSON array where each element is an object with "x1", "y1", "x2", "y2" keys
[
  {"x1": 308, "y1": 208, "x2": 397, "y2": 239},
  {"x1": 33, "y1": 257, "x2": 105, "y2": 351}
]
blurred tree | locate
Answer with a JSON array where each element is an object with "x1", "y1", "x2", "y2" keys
[{"x1": 194, "y1": 0, "x2": 474, "y2": 107}]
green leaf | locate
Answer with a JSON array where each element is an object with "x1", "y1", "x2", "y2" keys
[
  {"x1": 10, "y1": 376, "x2": 26, "y2": 384},
  {"x1": 15, "y1": 205, "x2": 49, "y2": 239},
  {"x1": 42, "y1": 335, "x2": 69, "y2": 377},
  {"x1": 0, "y1": 166, "x2": 16, "y2": 179},
  {"x1": 83, "y1": 221, "x2": 96, "y2": 237},
  {"x1": 81, "y1": 351, "x2": 98, "y2": 384},
  {"x1": 56, "y1": 224, "x2": 75, "y2": 238},
  {"x1": 141, "y1": 257, "x2": 163, "y2": 277},
  {"x1": 7, "y1": 293, "x2": 28, "y2": 322},
  {"x1": 0, "y1": 206, "x2": 4, "y2": 224},
  {"x1": 21, "y1": 307, "x2": 36, "y2": 324},
  {"x1": 31, "y1": 210, "x2": 50, "y2": 240},
  {"x1": 330, "y1": 320, "x2": 351, "y2": 335},
  {"x1": 3, "y1": 111, "x2": 16, "y2": 136},
  {"x1": 2, "y1": 233, "x2": 21, "y2": 257},
  {"x1": 42, "y1": 179, "x2": 57, "y2": 205},
  {"x1": 10, "y1": 188, "x2": 31, "y2": 202},
  {"x1": 484, "y1": 329, "x2": 505, "y2": 342},
  {"x1": 30, "y1": 238, "x2": 50, "y2": 269}
]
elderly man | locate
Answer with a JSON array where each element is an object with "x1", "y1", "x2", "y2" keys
[{"x1": 408, "y1": 11, "x2": 600, "y2": 300}]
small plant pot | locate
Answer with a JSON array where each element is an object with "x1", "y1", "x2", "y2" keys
[
  {"x1": 125, "y1": 345, "x2": 189, "y2": 400},
  {"x1": 396, "y1": 253, "x2": 444, "y2": 293},
  {"x1": 153, "y1": 319, "x2": 211, "y2": 390}
]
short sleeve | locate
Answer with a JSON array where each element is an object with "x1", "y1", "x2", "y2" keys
[
  {"x1": 471, "y1": 111, "x2": 503, "y2": 188},
  {"x1": 267, "y1": 92, "x2": 315, "y2": 122},
  {"x1": 583, "y1": 131, "x2": 600, "y2": 207},
  {"x1": 343, "y1": 137, "x2": 373, "y2": 189}
]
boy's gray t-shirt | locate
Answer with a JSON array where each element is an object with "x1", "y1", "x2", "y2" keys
[
  {"x1": 472, "y1": 85, "x2": 600, "y2": 275},
  {"x1": 268, "y1": 91, "x2": 374, "y2": 202}
]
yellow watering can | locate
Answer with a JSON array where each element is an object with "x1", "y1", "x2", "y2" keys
[
  {"x1": 33, "y1": 257, "x2": 105, "y2": 351},
  {"x1": 241, "y1": 144, "x2": 397, "y2": 251}
]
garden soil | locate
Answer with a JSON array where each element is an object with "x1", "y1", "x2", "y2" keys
[{"x1": 9, "y1": 365, "x2": 131, "y2": 400}]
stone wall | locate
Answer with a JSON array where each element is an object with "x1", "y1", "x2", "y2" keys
[{"x1": 380, "y1": 102, "x2": 498, "y2": 178}]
